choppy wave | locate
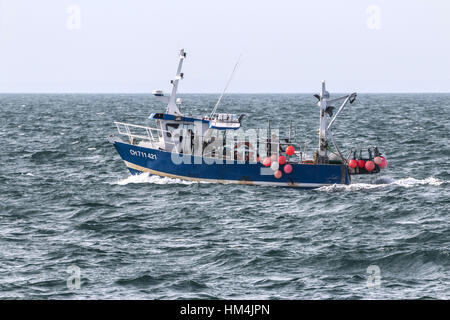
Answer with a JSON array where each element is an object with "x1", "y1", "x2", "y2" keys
[{"x1": 1, "y1": 93, "x2": 449, "y2": 299}]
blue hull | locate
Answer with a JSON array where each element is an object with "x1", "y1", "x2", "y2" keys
[{"x1": 112, "y1": 141, "x2": 350, "y2": 188}]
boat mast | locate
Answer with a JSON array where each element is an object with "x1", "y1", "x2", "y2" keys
[
  {"x1": 316, "y1": 80, "x2": 330, "y2": 164},
  {"x1": 153, "y1": 49, "x2": 186, "y2": 116},
  {"x1": 167, "y1": 49, "x2": 186, "y2": 115},
  {"x1": 314, "y1": 80, "x2": 357, "y2": 164}
]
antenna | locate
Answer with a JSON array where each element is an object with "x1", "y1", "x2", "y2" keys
[{"x1": 210, "y1": 54, "x2": 242, "y2": 117}]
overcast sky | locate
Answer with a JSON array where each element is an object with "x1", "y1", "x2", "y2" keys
[{"x1": 0, "y1": 0, "x2": 449, "y2": 93}]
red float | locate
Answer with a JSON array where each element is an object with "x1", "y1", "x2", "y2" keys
[
  {"x1": 348, "y1": 159, "x2": 357, "y2": 168},
  {"x1": 284, "y1": 164, "x2": 293, "y2": 174},
  {"x1": 374, "y1": 156, "x2": 383, "y2": 165},
  {"x1": 365, "y1": 160, "x2": 375, "y2": 171},
  {"x1": 274, "y1": 170, "x2": 282, "y2": 179},
  {"x1": 262, "y1": 157, "x2": 271, "y2": 167},
  {"x1": 379, "y1": 157, "x2": 388, "y2": 169},
  {"x1": 357, "y1": 159, "x2": 365, "y2": 168},
  {"x1": 278, "y1": 155, "x2": 286, "y2": 165},
  {"x1": 286, "y1": 146, "x2": 295, "y2": 156}
]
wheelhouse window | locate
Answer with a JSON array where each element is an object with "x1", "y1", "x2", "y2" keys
[{"x1": 165, "y1": 123, "x2": 180, "y2": 137}]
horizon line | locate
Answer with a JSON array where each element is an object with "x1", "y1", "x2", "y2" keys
[{"x1": 1, "y1": 91, "x2": 450, "y2": 95}]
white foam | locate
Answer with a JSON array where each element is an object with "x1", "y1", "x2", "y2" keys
[
  {"x1": 111, "y1": 172, "x2": 198, "y2": 186},
  {"x1": 393, "y1": 177, "x2": 444, "y2": 187},
  {"x1": 111, "y1": 173, "x2": 446, "y2": 189},
  {"x1": 317, "y1": 177, "x2": 446, "y2": 192},
  {"x1": 20, "y1": 172, "x2": 35, "y2": 177}
]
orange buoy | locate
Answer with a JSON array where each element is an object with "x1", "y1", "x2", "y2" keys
[
  {"x1": 283, "y1": 164, "x2": 293, "y2": 174},
  {"x1": 365, "y1": 160, "x2": 375, "y2": 171},
  {"x1": 278, "y1": 155, "x2": 286, "y2": 165},
  {"x1": 357, "y1": 159, "x2": 365, "y2": 168},
  {"x1": 286, "y1": 146, "x2": 295, "y2": 156},
  {"x1": 348, "y1": 159, "x2": 357, "y2": 168},
  {"x1": 263, "y1": 157, "x2": 271, "y2": 167},
  {"x1": 274, "y1": 170, "x2": 282, "y2": 179}
]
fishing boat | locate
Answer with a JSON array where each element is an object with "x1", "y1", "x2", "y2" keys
[{"x1": 108, "y1": 49, "x2": 388, "y2": 188}]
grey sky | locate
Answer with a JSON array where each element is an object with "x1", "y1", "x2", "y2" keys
[{"x1": 0, "y1": 0, "x2": 449, "y2": 93}]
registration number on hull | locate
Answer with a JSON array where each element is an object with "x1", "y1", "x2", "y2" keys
[{"x1": 129, "y1": 149, "x2": 157, "y2": 160}]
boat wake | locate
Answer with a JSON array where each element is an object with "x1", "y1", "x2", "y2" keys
[
  {"x1": 111, "y1": 172, "x2": 199, "y2": 186},
  {"x1": 317, "y1": 177, "x2": 446, "y2": 192},
  {"x1": 112, "y1": 174, "x2": 446, "y2": 189}
]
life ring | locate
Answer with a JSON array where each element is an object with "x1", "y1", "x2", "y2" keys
[{"x1": 234, "y1": 142, "x2": 254, "y2": 162}]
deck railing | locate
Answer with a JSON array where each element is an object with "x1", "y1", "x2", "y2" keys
[{"x1": 114, "y1": 121, "x2": 177, "y2": 146}]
